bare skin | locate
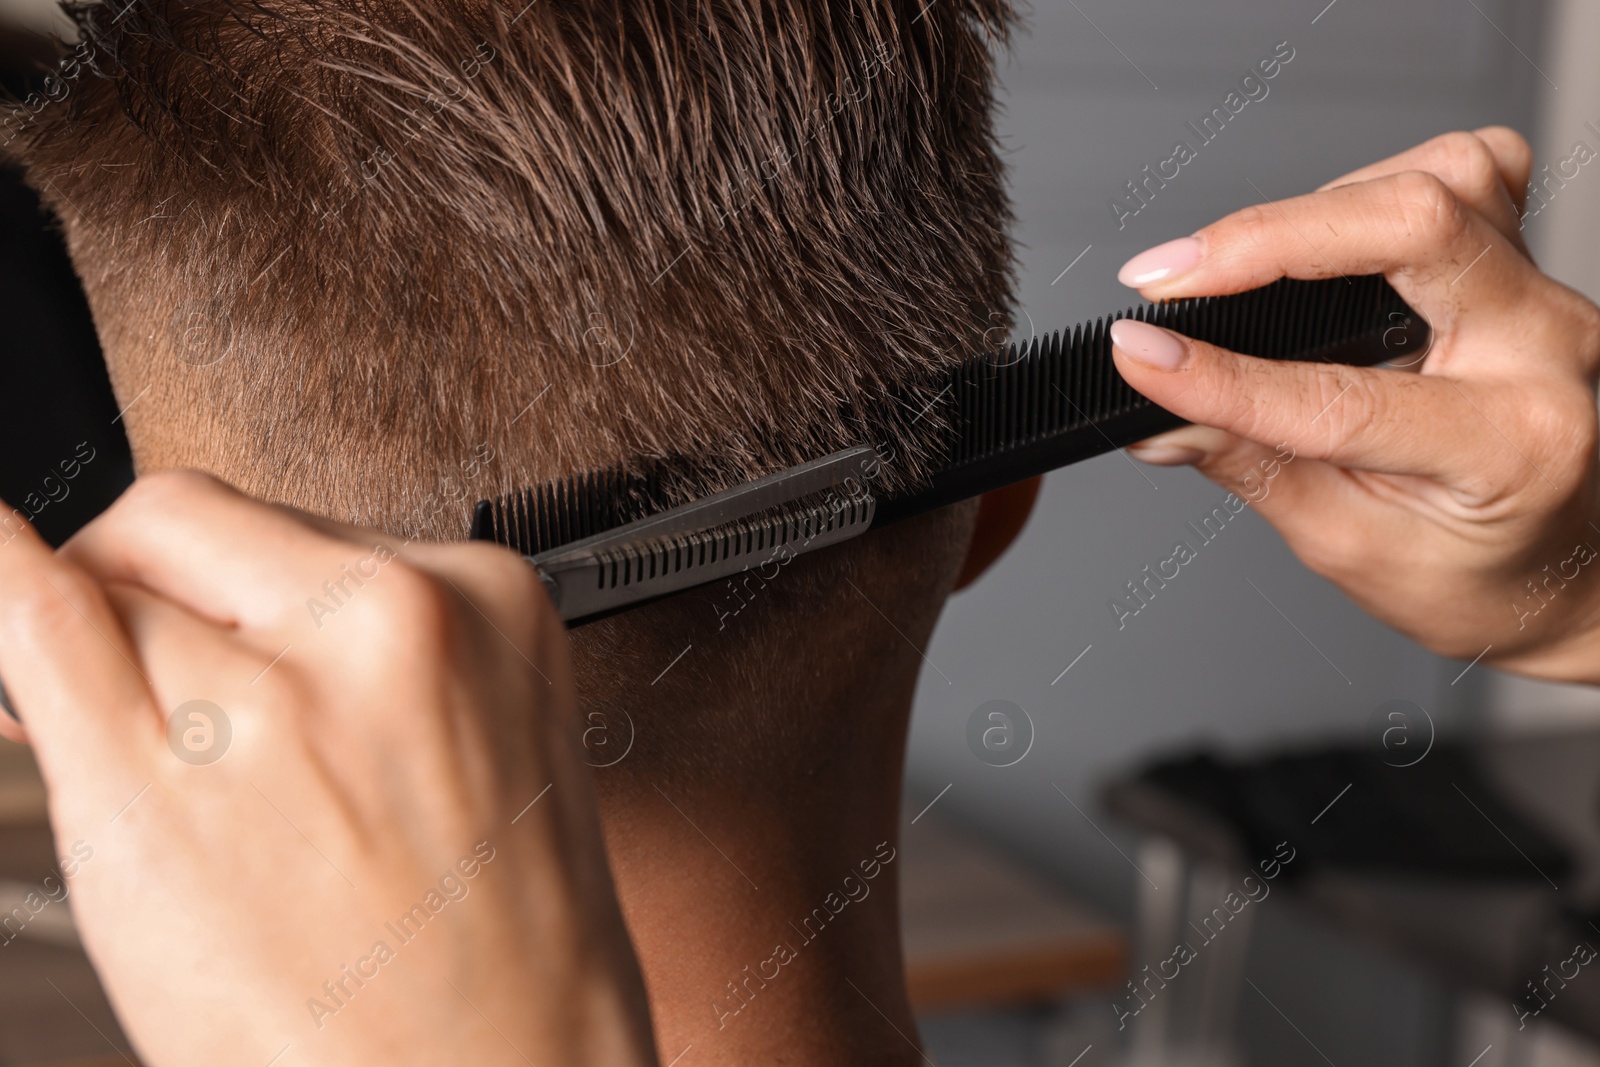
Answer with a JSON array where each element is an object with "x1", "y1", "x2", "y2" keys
[
  {"x1": 0, "y1": 472, "x2": 658, "y2": 1067},
  {"x1": 1116, "y1": 127, "x2": 1600, "y2": 684},
  {"x1": 4, "y1": 126, "x2": 1600, "y2": 1065},
  {"x1": 0, "y1": 476, "x2": 1007, "y2": 1067}
]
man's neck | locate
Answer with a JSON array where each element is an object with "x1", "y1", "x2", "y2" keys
[{"x1": 595, "y1": 710, "x2": 923, "y2": 1067}]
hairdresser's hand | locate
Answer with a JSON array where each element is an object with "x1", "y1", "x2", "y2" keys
[
  {"x1": 0, "y1": 472, "x2": 657, "y2": 1067},
  {"x1": 1113, "y1": 128, "x2": 1600, "y2": 684}
]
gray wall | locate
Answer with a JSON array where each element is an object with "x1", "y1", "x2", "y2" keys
[{"x1": 905, "y1": 0, "x2": 1550, "y2": 1063}]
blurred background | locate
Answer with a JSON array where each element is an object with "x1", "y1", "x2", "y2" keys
[
  {"x1": 1, "y1": 0, "x2": 1598, "y2": 1065},
  {"x1": 903, "y1": 1, "x2": 1600, "y2": 1066}
]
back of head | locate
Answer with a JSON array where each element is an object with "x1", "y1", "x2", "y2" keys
[{"x1": 8, "y1": 0, "x2": 1017, "y2": 783}]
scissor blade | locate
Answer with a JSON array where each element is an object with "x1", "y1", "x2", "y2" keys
[
  {"x1": 534, "y1": 488, "x2": 876, "y2": 622},
  {"x1": 531, "y1": 445, "x2": 879, "y2": 566}
]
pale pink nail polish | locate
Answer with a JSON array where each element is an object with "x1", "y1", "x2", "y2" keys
[
  {"x1": 1110, "y1": 319, "x2": 1188, "y2": 371},
  {"x1": 1117, "y1": 236, "x2": 1203, "y2": 287},
  {"x1": 1128, "y1": 444, "x2": 1205, "y2": 466}
]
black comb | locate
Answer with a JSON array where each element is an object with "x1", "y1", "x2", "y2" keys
[{"x1": 473, "y1": 274, "x2": 1425, "y2": 563}]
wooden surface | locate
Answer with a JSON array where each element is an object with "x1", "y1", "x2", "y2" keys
[
  {"x1": 0, "y1": 741, "x2": 47, "y2": 828},
  {"x1": 899, "y1": 813, "x2": 1126, "y2": 1012},
  {"x1": 0, "y1": 937, "x2": 132, "y2": 1065},
  {"x1": 0, "y1": 745, "x2": 134, "y2": 1067}
]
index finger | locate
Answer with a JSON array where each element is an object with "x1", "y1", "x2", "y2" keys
[
  {"x1": 1316, "y1": 128, "x2": 1532, "y2": 245},
  {"x1": 62, "y1": 470, "x2": 390, "y2": 634},
  {"x1": 1118, "y1": 171, "x2": 1538, "y2": 346}
]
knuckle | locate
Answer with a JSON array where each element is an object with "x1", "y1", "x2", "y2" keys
[
  {"x1": 1566, "y1": 404, "x2": 1599, "y2": 476},
  {"x1": 1449, "y1": 386, "x2": 1582, "y2": 507},
  {"x1": 130, "y1": 468, "x2": 219, "y2": 502},
  {"x1": 1315, "y1": 371, "x2": 1381, "y2": 452},
  {"x1": 1562, "y1": 291, "x2": 1600, "y2": 366},
  {"x1": 4, "y1": 567, "x2": 92, "y2": 643},
  {"x1": 1211, "y1": 374, "x2": 1271, "y2": 442},
  {"x1": 115, "y1": 469, "x2": 221, "y2": 521},
  {"x1": 1531, "y1": 390, "x2": 1598, "y2": 487},
  {"x1": 459, "y1": 543, "x2": 549, "y2": 612},
  {"x1": 1389, "y1": 170, "x2": 1469, "y2": 250},
  {"x1": 1477, "y1": 125, "x2": 1534, "y2": 175},
  {"x1": 426, "y1": 546, "x2": 557, "y2": 658},
  {"x1": 1200, "y1": 343, "x2": 1264, "y2": 427},
  {"x1": 1221, "y1": 204, "x2": 1279, "y2": 257},
  {"x1": 346, "y1": 560, "x2": 459, "y2": 650},
  {"x1": 1431, "y1": 130, "x2": 1500, "y2": 193}
]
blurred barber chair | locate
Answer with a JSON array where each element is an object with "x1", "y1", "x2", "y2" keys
[{"x1": 1103, "y1": 730, "x2": 1600, "y2": 1067}]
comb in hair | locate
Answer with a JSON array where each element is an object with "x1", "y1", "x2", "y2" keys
[{"x1": 473, "y1": 274, "x2": 1425, "y2": 567}]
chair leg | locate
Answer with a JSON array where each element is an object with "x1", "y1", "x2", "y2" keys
[
  {"x1": 1125, "y1": 837, "x2": 1187, "y2": 1066},
  {"x1": 1178, "y1": 863, "x2": 1253, "y2": 1066},
  {"x1": 1121, "y1": 842, "x2": 1254, "y2": 1067}
]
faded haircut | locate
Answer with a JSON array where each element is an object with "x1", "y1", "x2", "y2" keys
[{"x1": 6, "y1": 0, "x2": 1017, "y2": 540}]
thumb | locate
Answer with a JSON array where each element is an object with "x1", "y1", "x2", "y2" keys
[{"x1": 1127, "y1": 424, "x2": 1368, "y2": 544}]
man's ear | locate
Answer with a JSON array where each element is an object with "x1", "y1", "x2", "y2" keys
[{"x1": 952, "y1": 476, "x2": 1041, "y2": 591}]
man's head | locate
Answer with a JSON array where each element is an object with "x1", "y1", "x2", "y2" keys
[{"x1": 9, "y1": 0, "x2": 1021, "y2": 784}]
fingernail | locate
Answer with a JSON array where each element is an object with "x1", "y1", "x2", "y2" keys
[
  {"x1": 1117, "y1": 236, "x2": 1203, "y2": 287},
  {"x1": 1128, "y1": 443, "x2": 1205, "y2": 466},
  {"x1": 1110, "y1": 319, "x2": 1189, "y2": 371}
]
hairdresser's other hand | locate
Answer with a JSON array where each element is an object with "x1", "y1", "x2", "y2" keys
[
  {"x1": 1114, "y1": 128, "x2": 1600, "y2": 683},
  {"x1": 0, "y1": 472, "x2": 657, "y2": 1067}
]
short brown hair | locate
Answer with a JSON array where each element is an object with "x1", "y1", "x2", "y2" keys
[{"x1": 9, "y1": 0, "x2": 1016, "y2": 537}]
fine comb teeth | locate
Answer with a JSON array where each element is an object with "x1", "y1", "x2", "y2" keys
[
  {"x1": 875, "y1": 272, "x2": 1423, "y2": 522},
  {"x1": 473, "y1": 274, "x2": 1426, "y2": 557},
  {"x1": 471, "y1": 466, "x2": 661, "y2": 565},
  {"x1": 534, "y1": 489, "x2": 876, "y2": 623}
]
